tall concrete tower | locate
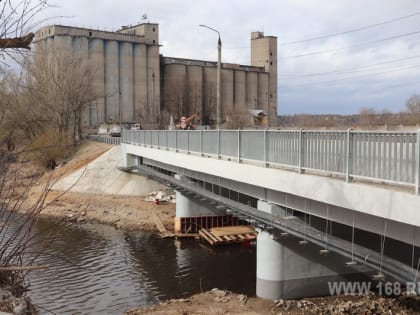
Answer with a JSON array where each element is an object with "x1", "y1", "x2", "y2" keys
[{"x1": 251, "y1": 31, "x2": 278, "y2": 126}]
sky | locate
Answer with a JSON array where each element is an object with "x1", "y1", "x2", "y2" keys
[{"x1": 33, "y1": 0, "x2": 420, "y2": 115}]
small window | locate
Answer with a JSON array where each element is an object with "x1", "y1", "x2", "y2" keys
[
  {"x1": 270, "y1": 62, "x2": 272, "y2": 65},
  {"x1": 152, "y1": 27, "x2": 155, "y2": 32},
  {"x1": 270, "y1": 52, "x2": 272, "y2": 56},
  {"x1": 89, "y1": 31, "x2": 92, "y2": 36},
  {"x1": 153, "y1": 40, "x2": 156, "y2": 44},
  {"x1": 48, "y1": 29, "x2": 51, "y2": 34}
]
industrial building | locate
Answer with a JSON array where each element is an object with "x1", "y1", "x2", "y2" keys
[{"x1": 34, "y1": 23, "x2": 277, "y2": 129}]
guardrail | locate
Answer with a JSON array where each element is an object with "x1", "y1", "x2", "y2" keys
[
  {"x1": 88, "y1": 135, "x2": 121, "y2": 145},
  {"x1": 122, "y1": 129, "x2": 420, "y2": 194}
]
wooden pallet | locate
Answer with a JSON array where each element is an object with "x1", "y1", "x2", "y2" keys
[{"x1": 199, "y1": 226, "x2": 257, "y2": 246}]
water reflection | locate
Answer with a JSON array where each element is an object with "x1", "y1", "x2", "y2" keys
[{"x1": 27, "y1": 219, "x2": 256, "y2": 314}]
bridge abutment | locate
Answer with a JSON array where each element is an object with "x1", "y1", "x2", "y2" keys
[{"x1": 120, "y1": 145, "x2": 139, "y2": 168}]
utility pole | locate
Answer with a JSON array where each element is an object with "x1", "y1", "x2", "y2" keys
[{"x1": 199, "y1": 24, "x2": 222, "y2": 129}]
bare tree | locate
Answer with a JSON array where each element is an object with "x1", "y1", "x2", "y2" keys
[
  {"x1": 359, "y1": 107, "x2": 377, "y2": 127},
  {"x1": 225, "y1": 110, "x2": 250, "y2": 129},
  {"x1": 406, "y1": 95, "x2": 420, "y2": 113},
  {"x1": 0, "y1": 0, "x2": 54, "y2": 60},
  {"x1": 23, "y1": 48, "x2": 98, "y2": 142},
  {"x1": 404, "y1": 95, "x2": 420, "y2": 126}
]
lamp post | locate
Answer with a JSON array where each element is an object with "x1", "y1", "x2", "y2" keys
[{"x1": 199, "y1": 24, "x2": 221, "y2": 129}]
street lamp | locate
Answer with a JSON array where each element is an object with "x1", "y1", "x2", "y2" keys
[{"x1": 199, "y1": 24, "x2": 221, "y2": 129}]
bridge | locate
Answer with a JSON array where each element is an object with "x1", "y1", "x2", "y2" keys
[{"x1": 120, "y1": 129, "x2": 420, "y2": 299}]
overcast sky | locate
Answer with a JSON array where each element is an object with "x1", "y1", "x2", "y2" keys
[{"x1": 36, "y1": 0, "x2": 420, "y2": 115}]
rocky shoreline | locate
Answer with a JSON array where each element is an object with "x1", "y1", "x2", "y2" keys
[{"x1": 0, "y1": 289, "x2": 35, "y2": 315}]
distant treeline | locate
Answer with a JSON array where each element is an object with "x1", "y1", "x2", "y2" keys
[{"x1": 278, "y1": 95, "x2": 420, "y2": 130}]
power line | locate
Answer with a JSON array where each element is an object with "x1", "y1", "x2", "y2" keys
[
  {"x1": 278, "y1": 53, "x2": 420, "y2": 78},
  {"x1": 283, "y1": 63, "x2": 420, "y2": 87},
  {"x1": 281, "y1": 12, "x2": 420, "y2": 45},
  {"x1": 285, "y1": 29, "x2": 420, "y2": 58}
]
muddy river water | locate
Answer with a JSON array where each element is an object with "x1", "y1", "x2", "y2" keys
[{"x1": 27, "y1": 219, "x2": 256, "y2": 314}]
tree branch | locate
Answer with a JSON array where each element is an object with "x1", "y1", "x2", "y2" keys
[{"x1": 0, "y1": 32, "x2": 35, "y2": 50}]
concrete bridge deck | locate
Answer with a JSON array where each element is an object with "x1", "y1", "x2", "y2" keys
[{"x1": 120, "y1": 129, "x2": 420, "y2": 299}]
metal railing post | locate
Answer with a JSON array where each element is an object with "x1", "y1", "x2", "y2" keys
[
  {"x1": 187, "y1": 131, "x2": 190, "y2": 154},
  {"x1": 299, "y1": 129, "x2": 303, "y2": 173},
  {"x1": 346, "y1": 129, "x2": 353, "y2": 183},
  {"x1": 264, "y1": 129, "x2": 268, "y2": 167},
  {"x1": 175, "y1": 130, "x2": 178, "y2": 152},
  {"x1": 237, "y1": 129, "x2": 241, "y2": 163},
  {"x1": 200, "y1": 130, "x2": 203, "y2": 156},
  {"x1": 217, "y1": 129, "x2": 221, "y2": 159},
  {"x1": 416, "y1": 129, "x2": 420, "y2": 194},
  {"x1": 150, "y1": 131, "x2": 153, "y2": 148},
  {"x1": 165, "y1": 130, "x2": 168, "y2": 150}
]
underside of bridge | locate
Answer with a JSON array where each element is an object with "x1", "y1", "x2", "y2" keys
[{"x1": 121, "y1": 144, "x2": 420, "y2": 299}]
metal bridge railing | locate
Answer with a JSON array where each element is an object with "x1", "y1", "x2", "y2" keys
[
  {"x1": 88, "y1": 135, "x2": 121, "y2": 145},
  {"x1": 122, "y1": 129, "x2": 420, "y2": 194}
]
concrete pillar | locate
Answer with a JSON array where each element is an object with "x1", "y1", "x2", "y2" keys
[
  {"x1": 119, "y1": 42, "x2": 134, "y2": 122},
  {"x1": 146, "y1": 45, "x2": 160, "y2": 127},
  {"x1": 256, "y1": 229, "x2": 369, "y2": 300},
  {"x1": 90, "y1": 38, "x2": 105, "y2": 125},
  {"x1": 203, "y1": 67, "x2": 217, "y2": 124},
  {"x1": 246, "y1": 71, "x2": 258, "y2": 109},
  {"x1": 234, "y1": 70, "x2": 246, "y2": 113},
  {"x1": 133, "y1": 44, "x2": 147, "y2": 123},
  {"x1": 175, "y1": 190, "x2": 218, "y2": 218},
  {"x1": 174, "y1": 174, "x2": 219, "y2": 218},
  {"x1": 73, "y1": 36, "x2": 90, "y2": 128},
  {"x1": 186, "y1": 65, "x2": 203, "y2": 119},
  {"x1": 104, "y1": 40, "x2": 119, "y2": 122},
  {"x1": 258, "y1": 72, "x2": 269, "y2": 126},
  {"x1": 221, "y1": 69, "x2": 234, "y2": 120},
  {"x1": 256, "y1": 230, "x2": 284, "y2": 299}
]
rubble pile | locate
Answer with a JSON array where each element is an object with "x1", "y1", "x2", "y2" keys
[
  {"x1": 272, "y1": 292, "x2": 419, "y2": 314},
  {"x1": 144, "y1": 191, "x2": 176, "y2": 203}
]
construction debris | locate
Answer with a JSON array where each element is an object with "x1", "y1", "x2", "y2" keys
[{"x1": 144, "y1": 191, "x2": 175, "y2": 203}]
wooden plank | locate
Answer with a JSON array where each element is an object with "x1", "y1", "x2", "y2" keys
[
  {"x1": 214, "y1": 234, "x2": 224, "y2": 244},
  {"x1": 199, "y1": 229, "x2": 215, "y2": 245},
  {"x1": 151, "y1": 211, "x2": 167, "y2": 234},
  {"x1": 200, "y1": 225, "x2": 258, "y2": 246},
  {"x1": 200, "y1": 228, "x2": 220, "y2": 244},
  {"x1": 210, "y1": 225, "x2": 256, "y2": 237}
]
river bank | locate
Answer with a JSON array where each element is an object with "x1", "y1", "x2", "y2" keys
[
  {"x1": 13, "y1": 140, "x2": 420, "y2": 315},
  {"x1": 19, "y1": 141, "x2": 176, "y2": 233},
  {"x1": 126, "y1": 289, "x2": 420, "y2": 315}
]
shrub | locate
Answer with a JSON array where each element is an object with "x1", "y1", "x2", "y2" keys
[{"x1": 29, "y1": 130, "x2": 73, "y2": 170}]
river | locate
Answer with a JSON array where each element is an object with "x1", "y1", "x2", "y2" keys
[{"x1": 27, "y1": 219, "x2": 256, "y2": 314}]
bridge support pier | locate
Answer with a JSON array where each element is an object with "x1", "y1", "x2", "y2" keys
[
  {"x1": 256, "y1": 229, "x2": 367, "y2": 300},
  {"x1": 174, "y1": 174, "x2": 220, "y2": 233},
  {"x1": 175, "y1": 190, "x2": 218, "y2": 218}
]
